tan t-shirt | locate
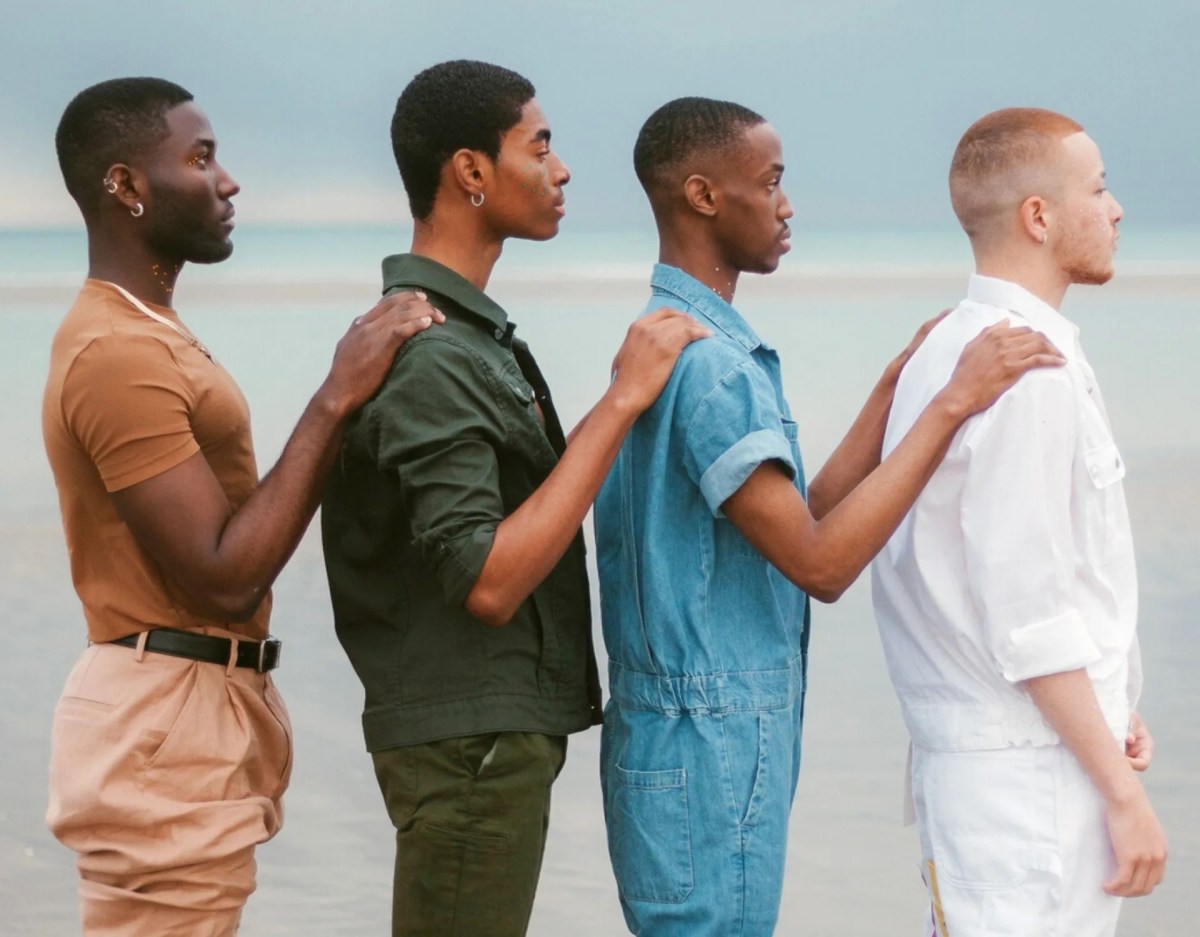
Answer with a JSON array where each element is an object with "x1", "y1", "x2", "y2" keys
[{"x1": 42, "y1": 279, "x2": 271, "y2": 643}]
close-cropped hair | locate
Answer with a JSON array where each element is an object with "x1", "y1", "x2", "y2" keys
[
  {"x1": 949, "y1": 107, "x2": 1084, "y2": 241},
  {"x1": 391, "y1": 60, "x2": 535, "y2": 221},
  {"x1": 56, "y1": 77, "x2": 194, "y2": 214},
  {"x1": 633, "y1": 96, "x2": 765, "y2": 200}
]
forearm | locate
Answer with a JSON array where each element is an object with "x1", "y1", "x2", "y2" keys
[
  {"x1": 198, "y1": 389, "x2": 349, "y2": 617},
  {"x1": 466, "y1": 391, "x2": 638, "y2": 625},
  {"x1": 1022, "y1": 669, "x2": 1140, "y2": 806},
  {"x1": 808, "y1": 362, "x2": 900, "y2": 519},
  {"x1": 801, "y1": 389, "x2": 964, "y2": 597}
]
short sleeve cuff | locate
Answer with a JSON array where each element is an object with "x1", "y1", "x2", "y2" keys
[
  {"x1": 998, "y1": 608, "x2": 1103, "y2": 683},
  {"x1": 433, "y1": 524, "x2": 499, "y2": 607},
  {"x1": 698, "y1": 428, "x2": 796, "y2": 518}
]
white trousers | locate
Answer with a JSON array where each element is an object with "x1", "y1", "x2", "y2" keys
[{"x1": 911, "y1": 743, "x2": 1122, "y2": 937}]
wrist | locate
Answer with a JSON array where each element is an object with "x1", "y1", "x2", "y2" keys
[
  {"x1": 600, "y1": 383, "x2": 645, "y2": 421},
  {"x1": 929, "y1": 387, "x2": 971, "y2": 424},
  {"x1": 311, "y1": 381, "x2": 353, "y2": 423}
]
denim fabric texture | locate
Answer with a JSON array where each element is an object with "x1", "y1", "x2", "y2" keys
[{"x1": 595, "y1": 264, "x2": 811, "y2": 935}]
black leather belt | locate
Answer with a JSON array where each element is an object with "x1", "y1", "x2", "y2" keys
[{"x1": 109, "y1": 627, "x2": 282, "y2": 673}]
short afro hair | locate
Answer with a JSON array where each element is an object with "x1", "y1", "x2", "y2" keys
[
  {"x1": 391, "y1": 60, "x2": 535, "y2": 221},
  {"x1": 56, "y1": 77, "x2": 194, "y2": 214},
  {"x1": 634, "y1": 96, "x2": 765, "y2": 200}
]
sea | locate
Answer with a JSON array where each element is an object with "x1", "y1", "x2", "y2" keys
[{"x1": 2, "y1": 224, "x2": 1197, "y2": 935}]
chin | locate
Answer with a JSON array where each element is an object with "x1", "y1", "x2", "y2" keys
[{"x1": 190, "y1": 238, "x2": 235, "y2": 265}]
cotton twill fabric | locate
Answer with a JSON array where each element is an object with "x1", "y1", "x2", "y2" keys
[
  {"x1": 372, "y1": 732, "x2": 566, "y2": 937},
  {"x1": 871, "y1": 275, "x2": 1139, "y2": 753},
  {"x1": 912, "y1": 743, "x2": 1121, "y2": 937},
  {"x1": 47, "y1": 640, "x2": 292, "y2": 936}
]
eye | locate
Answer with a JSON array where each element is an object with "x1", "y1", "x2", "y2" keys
[{"x1": 189, "y1": 150, "x2": 210, "y2": 168}]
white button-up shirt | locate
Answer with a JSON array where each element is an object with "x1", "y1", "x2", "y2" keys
[{"x1": 871, "y1": 274, "x2": 1140, "y2": 752}]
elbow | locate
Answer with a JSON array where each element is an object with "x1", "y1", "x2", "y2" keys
[
  {"x1": 799, "y1": 564, "x2": 854, "y2": 604},
  {"x1": 806, "y1": 485, "x2": 831, "y2": 522},
  {"x1": 463, "y1": 585, "x2": 516, "y2": 628},
  {"x1": 200, "y1": 585, "x2": 269, "y2": 623},
  {"x1": 807, "y1": 583, "x2": 847, "y2": 604}
]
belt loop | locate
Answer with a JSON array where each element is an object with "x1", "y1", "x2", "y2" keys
[
  {"x1": 134, "y1": 630, "x2": 149, "y2": 663},
  {"x1": 226, "y1": 638, "x2": 239, "y2": 676}
]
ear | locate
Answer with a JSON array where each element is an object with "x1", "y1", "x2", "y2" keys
[
  {"x1": 1018, "y1": 194, "x2": 1050, "y2": 246},
  {"x1": 101, "y1": 163, "x2": 146, "y2": 215},
  {"x1": 449, "y1": 148, "x2": 492, "y2": 203},
  {"x1": 683, "y1": 173, "x2": 718, "y2": 218}
]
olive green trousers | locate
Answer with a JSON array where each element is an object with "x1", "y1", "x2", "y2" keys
[{"x1": 372, "y1": 731, "x2": 567, "y2": 937}]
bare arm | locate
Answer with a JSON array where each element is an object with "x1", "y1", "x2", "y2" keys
[
  {"x1": 112, "y1": 292, "x2": 442, "y2": 621},
  {"x1": 465, "y1": 309, "x2": 711, "y2": 626},
  {"x1": 1022, "y1": 671, "x2": 1167, "y2": 897},
  {"x1": 725, "y1": 323, "x2": 1062, "y2": 602},
  {"x1": 808, "y1": 312, "x2": 948, "y2": 519}
]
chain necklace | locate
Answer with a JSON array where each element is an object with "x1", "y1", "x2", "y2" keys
[{"x1": 99, "y1": 280, "x2": 213, "y2": 361}]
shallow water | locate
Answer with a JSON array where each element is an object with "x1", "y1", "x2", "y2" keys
[{"x1": 1, "y1": 234, "x2": 1196, "y2": 934}]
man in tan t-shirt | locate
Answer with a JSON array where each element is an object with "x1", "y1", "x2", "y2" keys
[{"x1": 43, "y1": 77, "x2": 441, "y2": 936}]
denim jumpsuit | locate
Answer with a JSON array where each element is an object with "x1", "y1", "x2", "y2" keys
[{"x1": 595, "y1": 264, "x2": 811, "y2": 936}]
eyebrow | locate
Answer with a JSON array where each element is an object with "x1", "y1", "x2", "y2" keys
[
  {"x1": 194, "y1": 137, "x2": 216, "y2": 151},
  {"x1": 532, "y1": 128, "x2": 552, "y2": 144}
]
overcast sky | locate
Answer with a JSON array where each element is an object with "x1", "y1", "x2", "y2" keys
[{"x1": 3, "y1": 0, "x2": 1197, "y2": 230}]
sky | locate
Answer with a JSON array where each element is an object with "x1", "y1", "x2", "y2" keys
[{"x1": 2, "y1": 0, "x2": 1197, "y2": 231}]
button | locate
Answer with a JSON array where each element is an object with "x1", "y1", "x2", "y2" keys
[{"x1": 494, "y1": 328, "x2": 504, "y2": 340}]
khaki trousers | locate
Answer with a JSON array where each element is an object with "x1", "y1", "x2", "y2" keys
[{"x1": 47, "y1": 634, "x2": 292, "y2": 936}]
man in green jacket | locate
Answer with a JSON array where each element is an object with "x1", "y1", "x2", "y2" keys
[{"x1": 321, "y1": 60, "x2": 707, "y2": 937}]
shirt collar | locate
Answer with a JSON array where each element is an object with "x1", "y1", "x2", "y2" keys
[
  {"x1": 382, "y1": 253, "x2": 510, "y2": 338},
  {"x1": 966, "y1": 273, "x2": 1079, "y2": 356},
  {"x1": 650, "y1": 263, "x2": 767, "y2": 353}
]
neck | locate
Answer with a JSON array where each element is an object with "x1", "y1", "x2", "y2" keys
[
  {"x1": 87, "y1": 230, "x2": 181, "y2": 308},
  {"x1": 974, "y1": 245, "x2": 1070, "y2": 311},
  {"x1": 410, "y1": 213, "x2": 503, "y2": 291},
  {"x1": 657, "y1": 221, "x2": 739, "y2": 303}
]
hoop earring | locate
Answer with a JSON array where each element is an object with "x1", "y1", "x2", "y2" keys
[
  {"x1": 470, "y1": 192, "x2": 485, "y2": 208},
  {"x1": 131, "y1": 203, "x2": 144, "y2": 218},
  {"x1": 103, "y1": 177, "x2": 118, "y2": 195}
]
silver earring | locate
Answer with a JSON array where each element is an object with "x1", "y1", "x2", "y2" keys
[
  {"x1": 470, "y1": 192, "x2": 485, "y2": 208},
  {"x1": 131, "y1": 203, "x2": 144, "y2": 218},
  {"x1": 103, "y1": 177, "x2": 118, "y2": 194}
]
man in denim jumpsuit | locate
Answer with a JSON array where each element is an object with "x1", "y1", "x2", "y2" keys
[{"x1": 595, "y1": 98, "x2": 1067, "y2": 935}]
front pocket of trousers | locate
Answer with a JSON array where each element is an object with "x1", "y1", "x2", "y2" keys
[{"x1": 607, "y1": 763, "x2": 693, "y2": 904}]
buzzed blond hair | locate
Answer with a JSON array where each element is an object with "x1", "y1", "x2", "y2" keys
[{"x1": 949, "y1": 107, "x2": 1084, "y2": 244}]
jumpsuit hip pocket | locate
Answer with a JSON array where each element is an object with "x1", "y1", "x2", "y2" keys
[{"x1": 605, "y1": 762, "x2": 693, "y2": 904}]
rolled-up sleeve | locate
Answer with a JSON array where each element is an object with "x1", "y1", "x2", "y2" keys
[
  {"x1": 682, "y1": 359, "x2": 796, "y2": 517},
  {"x1": 367, "y1": 337, "x2": 506, "y2": 606},
  {"x1": 961, "y1": 370, "x2": 1101, "y2": 682}
]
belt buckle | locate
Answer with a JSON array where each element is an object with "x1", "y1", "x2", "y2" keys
[{"x1": 257, "y1": 637, "x2": 281, "y2": 673}]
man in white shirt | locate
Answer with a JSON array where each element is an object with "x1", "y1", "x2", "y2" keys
[{"x1": 871, "y1": 107, "x2": 1167, "y2": 936}]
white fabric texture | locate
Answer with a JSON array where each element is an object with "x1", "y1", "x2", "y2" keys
[{"x1": 871, "y1": 274, "x2": 1140, "y2": 753}]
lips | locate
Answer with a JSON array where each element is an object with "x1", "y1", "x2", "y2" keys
[{"x1": 779, "y1": 226, "x2": 792, "y2": 251}]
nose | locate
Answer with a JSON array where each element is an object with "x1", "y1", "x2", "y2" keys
[
  {"x1": 1110, "y1": 194, "x2": 1123, "y2": 224},
  {"x1": 216, "y1": 161, "x2": 240, "y2": 199},
  {"x1": 554, "y1": 154, "x2": 571, "y2": 188},
  {"x1": 779, "y1": 189, "x2": 794, "y2": 221}
]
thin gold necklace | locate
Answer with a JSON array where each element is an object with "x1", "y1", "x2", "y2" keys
[{"x1": 99, "y1": 280, "x2": 213, "y2": 361}]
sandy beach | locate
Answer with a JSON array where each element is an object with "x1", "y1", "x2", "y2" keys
[{"x1": 2, "y1": 263, "x2": 1196, "y2": 935}]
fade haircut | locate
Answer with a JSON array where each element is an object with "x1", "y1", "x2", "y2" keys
[
  {"x1": 633, "y1": 97, "x2": 765, "y2": 202},
  {"x1": 56, "y1": 77, "x2": 194, "y2": 214},
  {"x1": 949, "y1": 107, "x2": 1085, "y2": 244},
  {"x1": 391, "y1": 60, "x2": 535, "y2": 221}
]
